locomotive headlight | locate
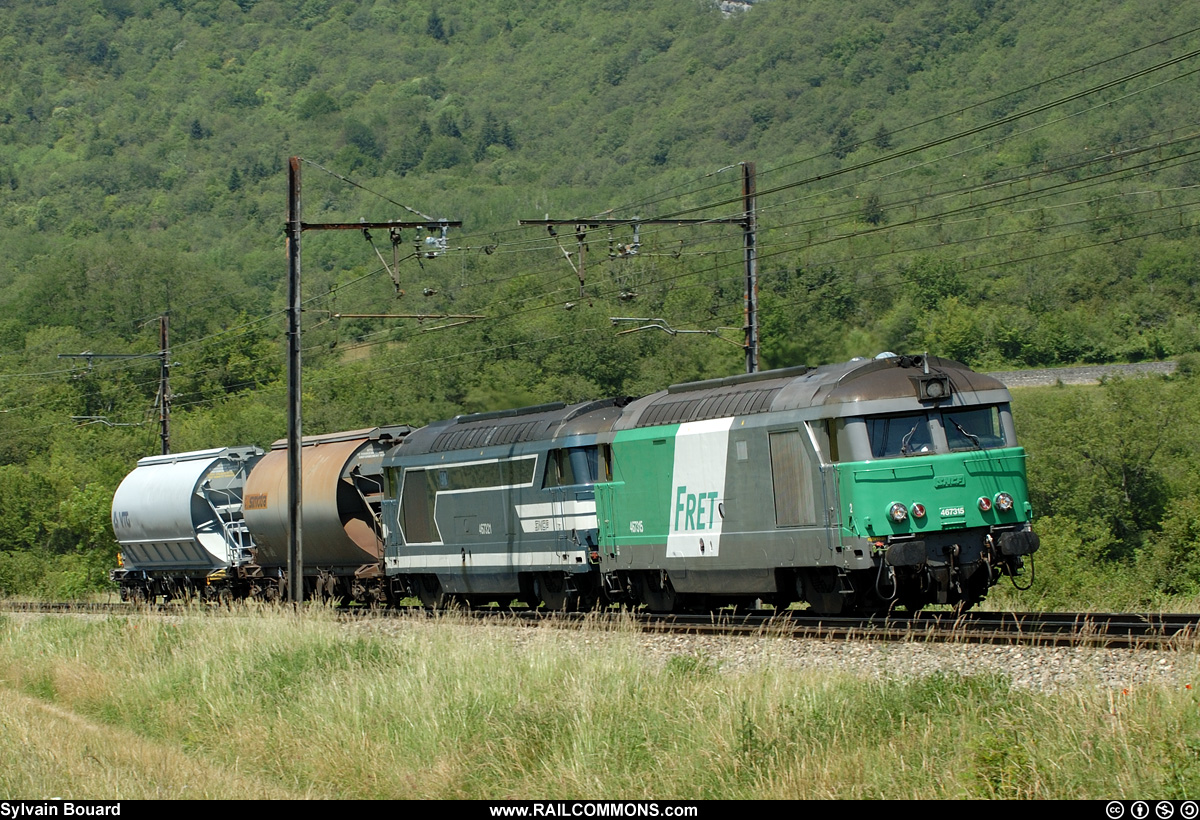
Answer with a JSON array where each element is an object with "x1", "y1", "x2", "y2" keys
[
  {"x1": 978, "y1": 496, "x2": 993, "y2": 512},
  {"x1": 918, "y1": 375, "x2": 951, "y2": 402},
  {"x1": 911, "y1": 503, "x2": 926, "y2": 519},
  {"x1": 995, "y1": 492, "x2": 1014, "y2": 512},
  {"x1": 888, "y1": 502, "x2": 908, "y2": 523}
]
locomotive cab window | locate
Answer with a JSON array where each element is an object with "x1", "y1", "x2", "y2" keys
[
  {"x1": 943, "y1": 406, "x2": 1007, "y2": 451},
  {"x1": 543, "y1": 446, "x2": 600, "y2": 488},
  {"x1": 866, "y1": 413, "x2": 933, "y2": 458},
  {"x1": 809, "y1": 419, "x2": 842, "y2": 463},
  {"x1": 940, "y1": 408, "x2": 1008, "y2": 451}
]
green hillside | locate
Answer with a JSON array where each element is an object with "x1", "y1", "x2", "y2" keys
[{"x1": 3, "y1": 0, "x2": 1200, "y2": 598}]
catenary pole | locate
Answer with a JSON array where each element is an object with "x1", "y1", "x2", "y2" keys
[
  {"x1": 742, "y1": 162, "x2": 759, "y2": 374},
  {"x1": 159, "y1": 315, "x2": 170, "y2": 454},
  {"x1": 286, "y1": 157, "x2": 304, "y2": 603},
  {"x1": 284, "y1": 157, "x2": 463, "y2": 603}
]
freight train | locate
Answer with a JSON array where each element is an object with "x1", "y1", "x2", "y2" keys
[{"x1": 110, "y1": 355, "x2": 1038, "y2": 614}]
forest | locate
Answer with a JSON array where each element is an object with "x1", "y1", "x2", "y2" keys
[{"x1": 1, "y1": 0, "x2": 1200, "y2": 604}]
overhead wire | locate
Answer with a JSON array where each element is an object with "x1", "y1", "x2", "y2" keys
[
  {"x1": 752, "y1": 25, "x2": 1200, "y2": 182},
  {"x1": 754, "y1": 148, "x2": 1200, "y2": 265},
  {"x1": 596, "y1": 25, "x2": 1200, "y2": 218},
  {"x1": 640, "y1": 44, "x2": 1200, "y2": 224}
]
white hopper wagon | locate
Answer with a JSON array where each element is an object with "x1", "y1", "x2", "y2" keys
[{"x1": 110, "y1": 446, "x2": 263, "y2": 602}]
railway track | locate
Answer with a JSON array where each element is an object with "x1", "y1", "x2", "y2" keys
[
  {"x1": 4, "y1": 600, "x2": 1197, "y2": 649},
  {"x1": 633, "y1": 610, "x2": 1200, "y2": 649}
]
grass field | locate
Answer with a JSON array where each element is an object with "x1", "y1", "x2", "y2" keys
[{"x1": 0, "y1": 606, "x2": 1198, "y2": 800}]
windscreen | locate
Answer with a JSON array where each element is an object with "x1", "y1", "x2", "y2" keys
[
  {"x1": 866, "y1": 413, "x2": 933, "y2": 458},
  {"x1": 864, "y1": 406, "x2": 1007, "y2": 458},
  {"x1": 943, "y1": 406, "x2": 1006, "y2": 450}
]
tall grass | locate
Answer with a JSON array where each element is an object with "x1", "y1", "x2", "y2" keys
[{"x1": 0, "y1": 607, "x2": 1197, "y2": 799}]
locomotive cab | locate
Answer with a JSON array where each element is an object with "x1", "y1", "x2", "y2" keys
[{"x1": 827, "y1": 378, "x2": 1037, "y2": 611}]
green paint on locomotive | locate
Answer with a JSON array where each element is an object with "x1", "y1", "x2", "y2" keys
[
  {"x1": 595, "y1": 423, "x2": 681, "y2": 552},
  {"x1": 594, "y1": 426, "x2": 1033, "y2": 560},
  {"x1": 835, "y1": 447, "x2": 1033, "y2": 540}
]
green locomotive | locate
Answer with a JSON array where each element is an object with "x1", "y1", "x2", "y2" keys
[{"x1": 593, "y1": 354, "x2": 1037, "y2": 613}]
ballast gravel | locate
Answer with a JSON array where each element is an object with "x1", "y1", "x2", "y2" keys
[
  {"x1": 354, "y1": 617, "x2": 1197, "y2": 695},
  {"x1": 628, "y1": 633, "x2": 1193, "y2": 693}
]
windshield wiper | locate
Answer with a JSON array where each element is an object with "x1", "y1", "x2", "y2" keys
[
  {"x1": 899, "y1": 421, "x2": 922, "y2": 455},
  {"x1": 950, "y1": 419, "x2": 981, "y2": 449}
]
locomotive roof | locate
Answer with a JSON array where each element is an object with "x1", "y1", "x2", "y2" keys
[
  {"x1": 399, "y1": 398, "x2": 628, "y2": 456},
  {"x1": 613, "y1": 355, "x2": 1010, "y2": 429},
  {"x1": 809, "y1": 356, "x2": 1007, "y2": 407},
  {"x1": 393, "y1": 356, "x2": 1009, "y2": 450}
]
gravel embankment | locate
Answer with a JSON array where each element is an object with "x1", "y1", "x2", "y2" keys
[
  {"x1": 354, "y1": 619, "x2": 1197, "y2": 694},
  {"x1": 986, "y1": 361, "x2": 1176, "y2": 388},
  {"x1": 631, "y1": 632, "x2": 1193, "y2": 693}
]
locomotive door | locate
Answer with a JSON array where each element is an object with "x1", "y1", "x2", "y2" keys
[
  {"x1": 594, "y1": 479, "x2": 629, "y2": 567},
  {"x1": 548, "y1": 483, "x2": 570, "y2": 557},
  {"x1": 542, "y1": 446, "x2": 599, "y2": 563},
  {"x1": 768, "y1": 428, "x2": 827, "y2": 562},
  {"x1": 806, "y1": 422, "x2": 841, "y2": 553}
]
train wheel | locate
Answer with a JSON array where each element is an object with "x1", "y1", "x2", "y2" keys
[
  {"x1": 801, "y1": 568, "x2": 846, "y2": 616},
  {"x1": 416, "y1": 575, "x2": 451, "y2": 609},
  {"x1": 893, "y1": 595, "x2": 927, "y2": 614},
  {"x1": 534, "y1": 573, "x2": 573, "y2": 611},
  {"x1": 637, "y1": 572, "x2": 677, "y2": 613},
  {"x1": 952, "y1": 565, "x2": 990, "y2": 616},
  {"x1": 571, "y1": 573, "x2": 603, "y2": 612}
]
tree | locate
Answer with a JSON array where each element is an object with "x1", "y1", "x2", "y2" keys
[
  {"x1": 831, "y1": 124, "x2": 856, "y2": 159},
  {"x1": 427, "y1": 8, "x2": 447, "y2": 42},
  {"x1": 860, "y1": 192, "x2": 884, "y2": 225},
  {"x1": 872, "y1": 124, "x2": 892, "y2": 150}
]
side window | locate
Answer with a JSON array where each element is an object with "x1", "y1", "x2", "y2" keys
[
  {"x1": 599, "y1": 444, "x2": 613, "y2": 482},
  {"x1": 809, "y1": 419, "x2": 841, "y2": 463},
  {"x1": 567, "y1": 447, "x2": 599, "y2": 484},
  {"x1": 543, "y1": 450, "x2": 566, "y2": 488},
  {"x1": 544, "y1": 447, "x2": 599, "y2": 487}
]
